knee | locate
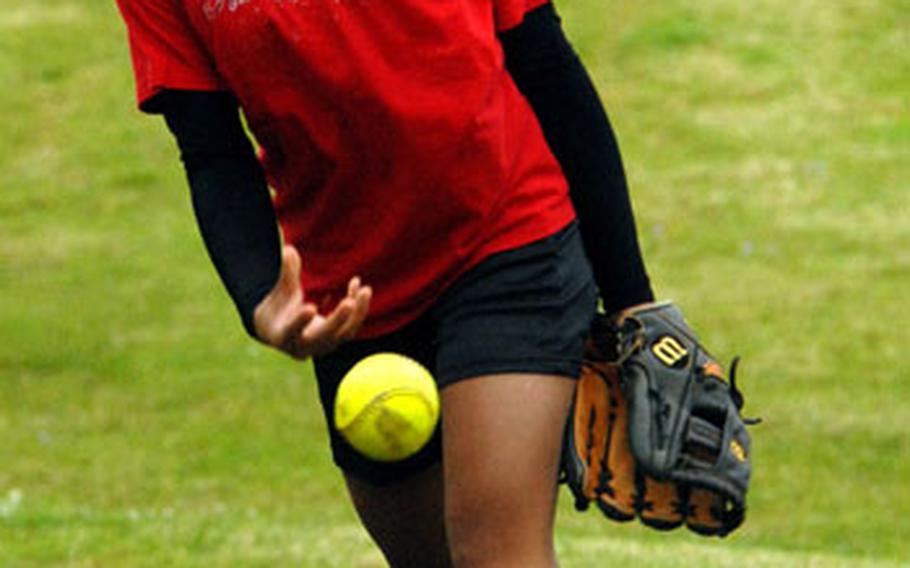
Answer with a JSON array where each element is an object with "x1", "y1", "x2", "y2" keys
[
  {"x1": 445, "y1": 497, "x2": 496, "y2": 566},
  {"x1": 444, "y1": 491, "x2": 555, "y2": 568}
]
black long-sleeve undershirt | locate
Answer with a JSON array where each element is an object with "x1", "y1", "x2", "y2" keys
[
  {"x1": 161, "y1": 91, "x2": 280, "y2": 336},
  {"x1": 155, "y1": 2, "x2": 653, "y2": 336},
  {"x1": 501, "y1": 3, "x2": 653, "y2": 313}
]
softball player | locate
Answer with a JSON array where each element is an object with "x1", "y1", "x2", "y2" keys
[{"x1": 116, "y1": 0, "x2": 653, "y2": 565}]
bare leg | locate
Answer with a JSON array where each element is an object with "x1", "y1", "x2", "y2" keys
[
  {"x1": 345, "y1": 464, "x2": 452, "y2": 568},
  {"x1": 442, "y1": 373, "x2": 575, "y2": 568}
]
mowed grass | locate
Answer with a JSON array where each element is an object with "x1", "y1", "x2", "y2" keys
[{"x1": 0, "y1": 0, "x2": 907, "y2": 566}]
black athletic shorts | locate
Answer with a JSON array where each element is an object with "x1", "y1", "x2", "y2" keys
[{"x1": 312, "y1": 221, "x2": 598, "y2": 485}]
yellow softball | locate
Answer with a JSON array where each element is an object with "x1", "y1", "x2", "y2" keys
[{"x1": 334, "y1": 353, "x2": 440, "y2": 462}]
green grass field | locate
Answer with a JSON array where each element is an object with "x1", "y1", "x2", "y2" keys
[{"x1": 1, "y1": 0, "x2": 908, "y2": 565}]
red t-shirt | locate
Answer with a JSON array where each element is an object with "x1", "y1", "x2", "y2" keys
[{"x1": 117, "y1": 0, "x2": 575, "y2": 337}]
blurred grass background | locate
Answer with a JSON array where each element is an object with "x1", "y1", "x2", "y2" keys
[{"x1": 0, "y1": 0, "x2": 907, "y2": 565}]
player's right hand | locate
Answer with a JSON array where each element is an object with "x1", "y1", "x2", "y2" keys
[{"x1": 253, "y1": 245, "x2": 372, "y2": 360}]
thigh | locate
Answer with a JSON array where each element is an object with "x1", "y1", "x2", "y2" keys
[
  {"x1": 312, "y1": 316, "x2": 442, "y2": 485},
  {"x1": 429, "y1": 223, "x2": 596, "y2": 565},
  {"x1": 312, "y1": 222, "x2": 596, "y2": 566},
  {"x1": 345, "y1": 464, "x2": 452, "y2": 568},
  {"x1": 442, "y1": 373, "x2": 576, "y2": 566},
  {"x1": 314, "y1": 320, "x2": 451, "y2": 567}
]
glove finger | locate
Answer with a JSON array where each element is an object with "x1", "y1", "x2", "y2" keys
[
  {"x1": 685, "y1": 487, "x2": 726, "y2": 536},
  {"x1": 594, "y1": 362, "x2": 636, "y2": 521},
  {"x1": 563, "y1": 361, "x2": 610, "y2": 510},
  {"x1": 688, "y1": 487, "x2": 746, "y2": 537},
  {"x1": 637, "y1": 474, "x2": 684, "y2": 530}
]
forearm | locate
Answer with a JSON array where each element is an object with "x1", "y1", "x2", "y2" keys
[
  {"x1": 160, "y1": 90, "x2": 281, "y2": 336},
  {"x1": 500, "y1": 4, "x2": 654, "y2": 313}
]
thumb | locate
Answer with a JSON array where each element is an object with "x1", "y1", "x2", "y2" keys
[{"x1": 276, "y1": 245, "x2": 303, "y2": 298}]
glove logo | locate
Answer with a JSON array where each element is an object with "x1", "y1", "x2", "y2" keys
[
  {"x1": 651, "y1": 335, "x2": 688, "y2": 368},
  {"x1": 730, "y1": 440, "x2": 747, "y2": 463}
]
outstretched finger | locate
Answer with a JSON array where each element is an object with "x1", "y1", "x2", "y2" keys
[
  {"x1": 336, "y1": 286, "x2": 372, "y2": 341},
  {"x1": 347, "y1": 276, "x2": 361, "y2": 298},
  {"x1": 300, "y1": 298, "x2": 356, "y2": 355},
  {"x1": 278, "y1": 303, "x2": 318, "y2": 355}
]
